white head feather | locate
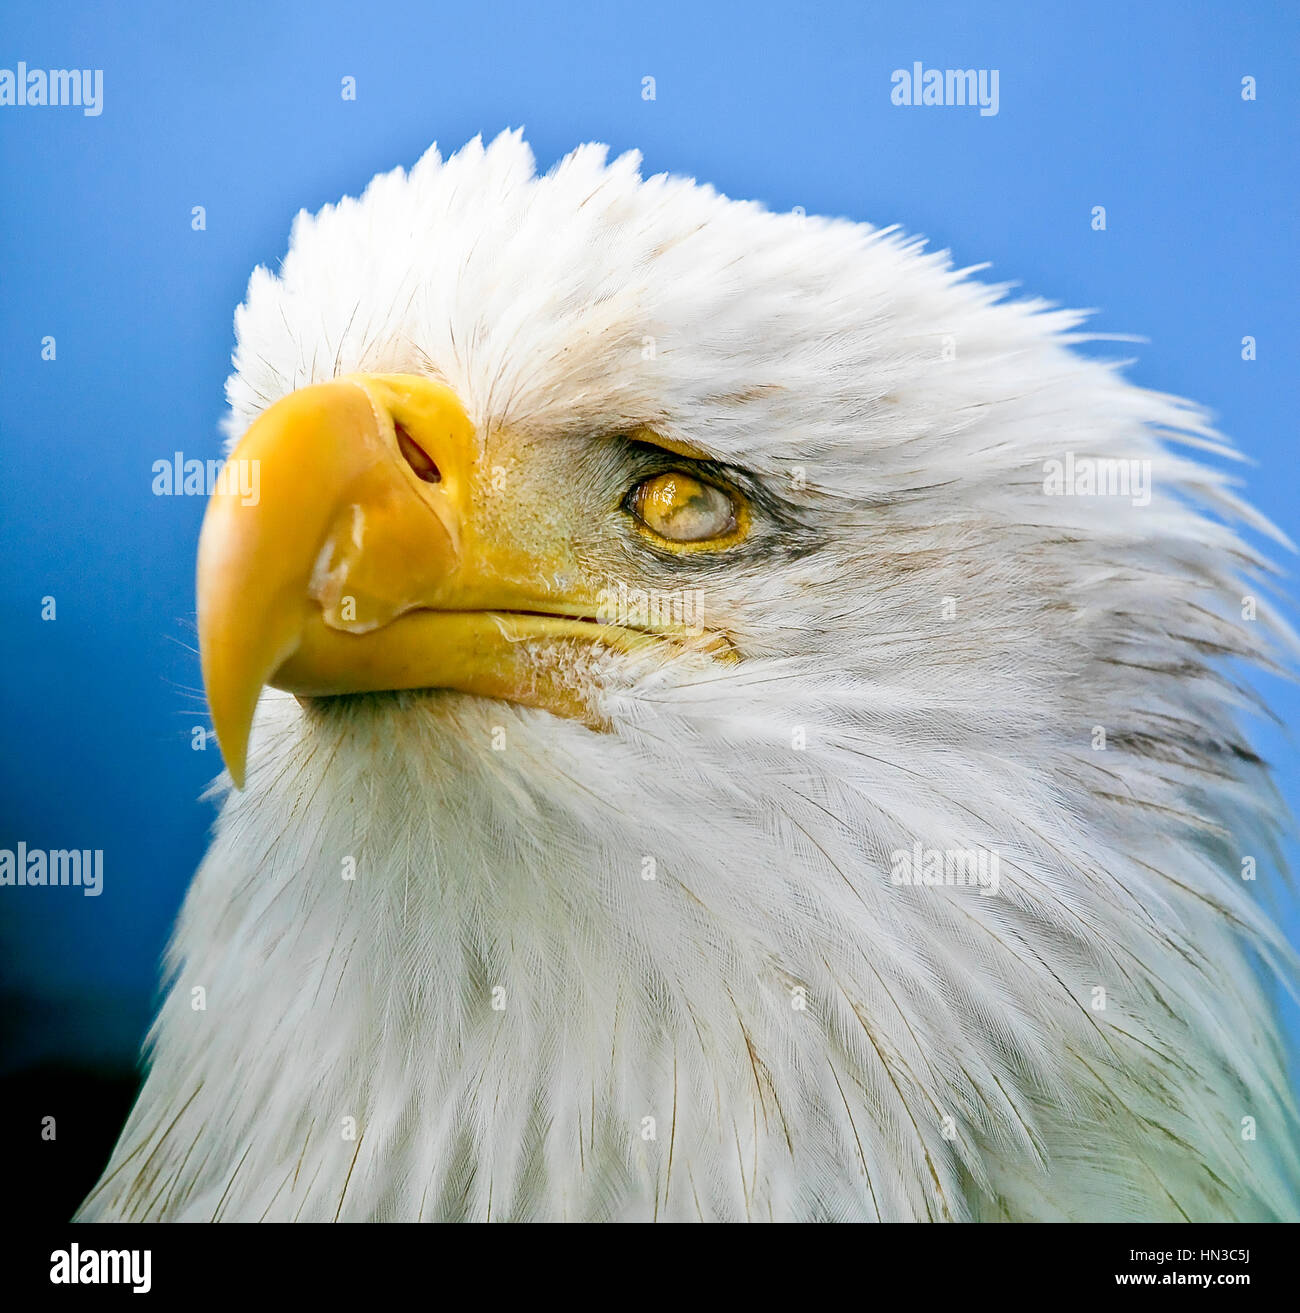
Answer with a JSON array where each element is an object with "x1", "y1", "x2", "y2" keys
[{"x1": 82, "y1": 130, "x2": 1298, "y2": 1222}]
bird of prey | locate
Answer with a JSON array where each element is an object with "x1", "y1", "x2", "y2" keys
[{"x1": 81, "y1": 131, "x2": 1297, "y2": 1223}]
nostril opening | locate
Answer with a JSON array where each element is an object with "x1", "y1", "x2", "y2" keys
[{"x1": 395, "y1": 422, "x2": 441, "y2": 483}]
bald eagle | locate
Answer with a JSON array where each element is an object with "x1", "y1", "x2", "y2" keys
[{"x1": 81, "y1": 131, "x2": 1298, "y2": 1223}]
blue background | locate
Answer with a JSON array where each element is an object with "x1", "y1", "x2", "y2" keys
[{"x1": 2, "y1": 0, "x2": 1297, "y2": 1079}]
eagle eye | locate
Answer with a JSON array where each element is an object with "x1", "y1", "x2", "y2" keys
[{"x1": 628, "y1": 471, "x2": 740, "y2": 545}]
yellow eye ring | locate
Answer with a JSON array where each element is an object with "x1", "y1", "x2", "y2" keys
[{"x1": 628, "y1": 471, "x2": 745, "y2": 548}]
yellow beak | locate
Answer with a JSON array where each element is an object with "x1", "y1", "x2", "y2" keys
[{"x1": 197, "y1": 373, "x2": 661, "y2": 787}]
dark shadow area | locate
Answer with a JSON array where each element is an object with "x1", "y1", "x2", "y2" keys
[{"x1": 2, "y1": 1062, "x2": 141, "y2": 1224}]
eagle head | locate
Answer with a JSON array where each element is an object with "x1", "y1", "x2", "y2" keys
[{"x1": 83, "y1": 131, "x2": 1298, "y2": 1223}]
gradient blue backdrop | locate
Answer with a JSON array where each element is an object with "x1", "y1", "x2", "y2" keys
[{"x1": 2, "y1": 0, "x2": 1297, "y2": 1076}]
